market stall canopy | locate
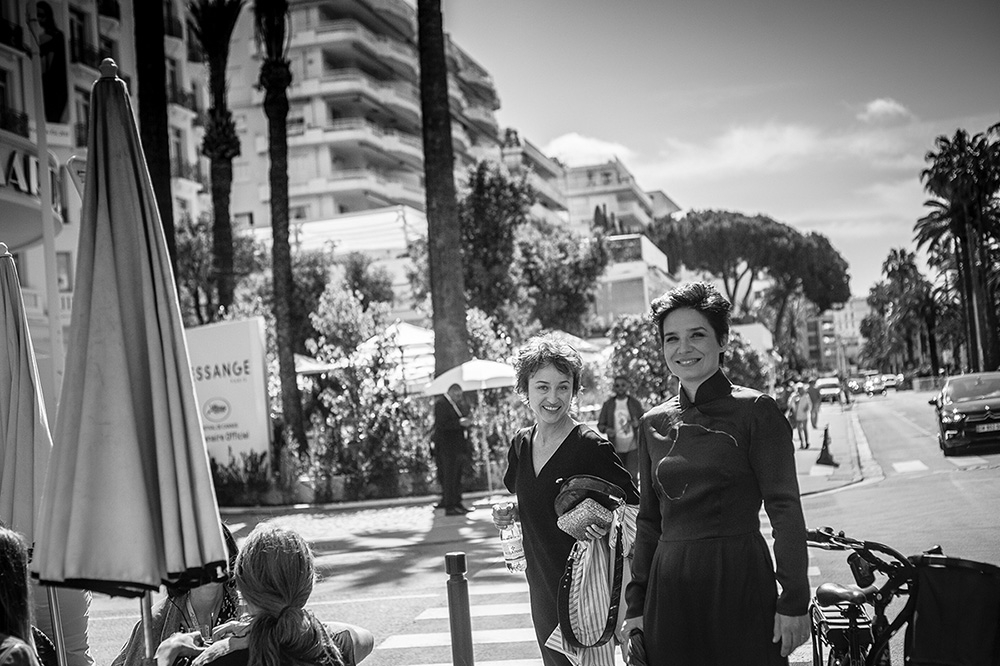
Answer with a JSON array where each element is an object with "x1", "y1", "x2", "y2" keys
[{"x1": 423, "y1": 359, "x2": 516, "y2": 396}]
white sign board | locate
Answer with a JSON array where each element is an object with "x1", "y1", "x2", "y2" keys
[{"x1": 185, "y1": 318, "x2": 271, "y2": 464}]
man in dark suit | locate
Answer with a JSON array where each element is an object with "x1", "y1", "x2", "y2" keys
[{"x1": 433, "y1": 383, "x2": 473, "y2": 515}]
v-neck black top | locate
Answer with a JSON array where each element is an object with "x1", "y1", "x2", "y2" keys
[{"x1": 504, "y1": 423, "x2": 639, "y2": 663}]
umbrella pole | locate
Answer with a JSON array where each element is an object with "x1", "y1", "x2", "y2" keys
[
  {"x1": 45, "y1": 587, "x2": 68, "y2": 666},
  {"x1": 141, "y1": 592, "x2": 155, "y2": 661}
]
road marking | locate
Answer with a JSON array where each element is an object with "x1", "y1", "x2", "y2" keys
[
  {"x1": 468, "y1": 582, "x2": 529, "y2": 595},
  {"x1": 403, "y1": 661, "x2": 542, "y2": 666},
  {"x1": 892, "y1": 460, "x2": 930, "y2": 473},
  {"x1": 946, "y1": 455, "x2": 989, "y2": 466},
  {"x1": 417, "y1": 603, "x2": 531, "y2": 620},
  {"x1": 809, "y1": 465, "x2": 836, "y2": 477},
  {"x1": 377, "y1": 627, "x2": 538, "y2": 649}
]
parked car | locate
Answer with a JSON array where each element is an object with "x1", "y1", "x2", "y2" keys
[
  {"x1": 929, "y1": 371, "x2": 1000, "y2": 456},
  {"x1": 815, "y1": 377, "x2": 842, "y2": 403},
  {"x1": 864, "y1": 376, "x2": 887, "y2": 396},
  {"x1": 882, "y1": 373, "x2": 899, "y2": 390},
  {"x1": 847, "y1": 377, "x2": 865, "y2": 394}
]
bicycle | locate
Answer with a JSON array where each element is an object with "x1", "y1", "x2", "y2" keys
[{"x1": 806, "y1": 526, "x2": 1000, "y2": 666}]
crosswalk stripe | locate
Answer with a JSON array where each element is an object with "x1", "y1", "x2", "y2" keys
[
  {"x1": 946, "y1": 455, "x2": 989, "y2": 466},
  {"x1": 416, "y1": 603, "x2": 531, "y2": 620},
  {"x1": 402, "y1": 661, "x2": 542, "y2": 666},
  {"x1": 892, "y1": 460, "x2": 930, "y2": 473},
  {"x1": 377, "y1": 627, "x2": 537, "y2": 649},
  {"x1": 468, "y1": 582, "x2": 528, "y2": 595}
]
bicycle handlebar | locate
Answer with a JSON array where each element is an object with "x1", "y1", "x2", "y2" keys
[{"x1": 806, "y1": 526, "x2": 914, "y2": 574}]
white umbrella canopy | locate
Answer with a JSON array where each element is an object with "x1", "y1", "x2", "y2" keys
[
  {"x1": 423, "y1": 359, "x2": 516, "y2": 396},
  {"x1": 0, "y1": 242, "x2": 52, "y2": 545},
  {"x1": 31, "y1": 60, "x2": 227, "y2": 598}
]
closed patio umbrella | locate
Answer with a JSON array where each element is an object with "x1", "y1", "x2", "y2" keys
[
  {"x1": 0, "y1": 242, "x2": 51, "y2": 545},
  {"x1": 31, "y1": 60, "x2": 227, "y2": 601}
]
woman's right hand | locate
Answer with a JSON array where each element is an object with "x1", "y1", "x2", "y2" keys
[{"x1": 492, "y1": 502, "x2": 518, "y2": 529}]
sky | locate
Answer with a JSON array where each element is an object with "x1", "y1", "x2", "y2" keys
[{"x1": 441, "y1": 0, "x2": 1000, "y2": 298}]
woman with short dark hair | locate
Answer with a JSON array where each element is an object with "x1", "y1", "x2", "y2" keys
[{"x1": 622, "y1": 282, "x2": 810, "y2": 665}]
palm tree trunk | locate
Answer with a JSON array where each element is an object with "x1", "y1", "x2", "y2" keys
[
  {"x1": 417, "y1": 0, "x2": 469, "y2": 375},
  {"x1": 261, "y1": 59, "x2": 307, "y2": 456},
  {"x1": 134, "y1": 0, "x2": 176, "y2": 272},
  {"x1": 210, "y1": 158, "x2": 235, "y2": 308}
]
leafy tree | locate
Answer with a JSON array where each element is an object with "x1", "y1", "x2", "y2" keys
[
  {"x1": 339, "y1": 252, "x2": 394, "y2": 311},
  {"x1": 253, "y1": 0, "x2": 305, "y2": 454},
  {"x1": 174, "y1": 213, "x2": 264, "y2": 325},
  {"x1": 650, "y1": 211, "x2": 793, "y2": 316},
  {"x1": 459, "y1": 161, "x2": 533, "y2": 331},
  {"x1": 517, "y1": 219, "x2": 609, "y2": 336},
  {"x1": 417, "y1": 0, "x2": 469, "y2": 375},
  {"x1": 188, "y1": 0, "x2": 245, "y2": 309}
]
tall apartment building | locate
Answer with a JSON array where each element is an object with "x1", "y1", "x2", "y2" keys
[
  {"x1": 225, "y1": 0, "x2": 502, "y2": 230},
  {"x1": 2, "y1": 0, "x2": 210, "y2": 402}
]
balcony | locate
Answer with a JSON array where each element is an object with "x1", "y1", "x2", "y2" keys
[
  {"x1": 0, "y1": 107, "x2": 29, "y2": 138},
  {"x1": 290, "y1": 167, "x2": 424, "y2": 209},
  {"x1": 164, "y1": 15, "x2": 184, "y2": 40},
  {"x1": 187, "y1": 39, "x2": 206, "y2": 64},
  {"x1": 289, "y1": 69, "x2": 420, "y2": 124},
  {"x1": 279, "y1": 119, "x2": 423, "y2": 168},
  {"x1": 98, "y1": 0, "x2": 121, "y2": 20},
  {"x1": 70, "y1": 40, "x2": 103, "y2": 70},
  {"x1": 299, "y1": 20, "x2": 417, "y2": 78},
  {"x1": 167, "y1": 87, "x2": 199, "y2": 112},
  {"x1": 171, "y1": 158, "x2": 207, "y2": 188},
  {"x1": 463, "y1": 104, "x2": 498, "y2": 136},
  {"x1": 0, "y1": 18, "x2": 25, "y2": 52}
]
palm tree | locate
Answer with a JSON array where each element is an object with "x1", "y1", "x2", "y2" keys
[
  {"x1": 919, "y1": 125, "x2": 1000, "y2": 370},
  {"x1": 188, "y1": 0, "x2": 245, "y2": 311},
  {"x1": 416, "y1": 0, "x2": 469, "y2": 375},
  {"x1": 253, "y1": 0, "x2": 306, "y2": 456}
]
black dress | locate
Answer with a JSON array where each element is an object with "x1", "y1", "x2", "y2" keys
[
  {"x1": 504, "y1": 424, "x2": 639, "y2": 666},
  {"x1": 624, "y1": 370, "x2": 809, "y2": 666}
]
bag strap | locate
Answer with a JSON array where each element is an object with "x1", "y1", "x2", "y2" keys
[{"x1": 557, "y1": 523, "x2": 625, "y2": 649}]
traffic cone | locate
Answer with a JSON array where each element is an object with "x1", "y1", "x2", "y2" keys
[{"x1": 816, "y1": 425, "x2": 839, "y2": 467}]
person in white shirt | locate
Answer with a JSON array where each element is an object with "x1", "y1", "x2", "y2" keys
[{"x1": 597, "y1": 376, "x2": 645, "y2": 483}]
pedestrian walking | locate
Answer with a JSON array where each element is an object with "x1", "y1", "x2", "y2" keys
[
  {"x1": 433, "y1": 384, "x2": 474, "y2": 515},
  {"x1": 620, "y1": 282, "x2": 809, "y2": 665},
  {"x1": 792, "y1": 383, "x2": 812, "y2": 449},
  {"x1": 597, "y1": 375, "x2": 645, "y2": 484},
  {"x1": 807, "y1": 378, "x2": 822, "y2": 429},
  {"x1": 493, "y1": 335, "x2": 638, "y2": 666}
]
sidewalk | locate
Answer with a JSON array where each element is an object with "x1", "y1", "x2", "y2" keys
[{"x1": 221, "y1": 402, "x2": 867, "y2": 546}]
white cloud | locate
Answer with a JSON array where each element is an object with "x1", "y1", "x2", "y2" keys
[
  {"x1": 857, "y1": 98, "x2": 915, "y2": 124},
  {"x1": 542, "y1": 133, "x2": 636, "y2": 166}
]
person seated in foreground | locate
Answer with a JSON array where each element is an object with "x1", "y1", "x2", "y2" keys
[
  {"x1": 155, "y1": 524, "x2": 374, "y2": 666},
  {"x1": 0, "y1": 526, "x2": 43, "y2": 666},
  {"x1": 112, "y1": 524, "x2": 242, "y2": 666}
]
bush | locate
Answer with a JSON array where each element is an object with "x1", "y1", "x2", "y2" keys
[{"x1": 210, "y1": 450, "x2": 272, "y2": 506}]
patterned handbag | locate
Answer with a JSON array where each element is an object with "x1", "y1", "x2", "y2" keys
[{"x1": 556, "y1": 498, "x2": 614, "y2": 541}]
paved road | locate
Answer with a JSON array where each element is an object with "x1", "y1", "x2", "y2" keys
[{"x1": 86, "y1": 389, "x2": 1000, "y2": 666}]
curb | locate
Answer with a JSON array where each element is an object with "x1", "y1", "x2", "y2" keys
[{"x1": 218, "y1": 488, "x2": 506, "y2": 517}]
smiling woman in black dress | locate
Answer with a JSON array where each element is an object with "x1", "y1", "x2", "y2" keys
[
  {"x1": 621, "y1": 282, "x2": 810, "y2": 665},
  {"x1": 492, "y1": 335, "x2": 638, "y2": 666}
]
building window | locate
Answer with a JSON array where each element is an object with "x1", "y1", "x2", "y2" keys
[
  {"x1": 56, "y1": 252, "x2": 73, "y2": 292},
  {"x1": 169, "y1": 126, "x2": 183, "y2": 161},
  {"x1": 166, "y1": 57, "x2": 179, "y2": 97},
  {"x1": 290, "y1": 205, "x2": 309, "y2": 220},
  {"x1": 175, "y1": 196, "x2": 191, "y2": 224},
  {"x1": 74, "y1": 87, "x2": 89, "y2": 146},
  {"x1": 234, "y1": 212, "x2": 253, "y2": 227}
]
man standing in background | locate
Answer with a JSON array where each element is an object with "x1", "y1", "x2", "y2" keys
[
  {"x1": 433, "y1": 384, "x2": 473, "y2": 516},
  {"x1": 597, "y1": 375, "x2": 644, "y2": 484}
]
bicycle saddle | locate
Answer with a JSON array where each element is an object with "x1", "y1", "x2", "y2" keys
[{"x1": 816, "y1": 582, "x2": 875, "y2": 607}]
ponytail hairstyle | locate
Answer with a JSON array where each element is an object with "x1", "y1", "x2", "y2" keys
[
  {"x1": 235, "y1": 524, "x2": 343, "y2": 666},
  {"x1": 0, "y1": 526, "x2": 32, "y2": 643}
]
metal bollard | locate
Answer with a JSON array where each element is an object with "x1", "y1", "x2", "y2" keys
[{"x1": 445, "y1": 552, "x2": 475, "y2": 666}]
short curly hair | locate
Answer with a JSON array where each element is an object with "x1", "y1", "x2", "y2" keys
[
  {"x1": 650, "y1": 282, "x2": 732, "y2": 345},
  {"x1": 514, "y1": 334, "x2": 583, "y2": 397}
]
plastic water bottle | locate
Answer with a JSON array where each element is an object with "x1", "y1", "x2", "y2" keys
[{"x1": 499, "y1": 521, "x2": 527, "y2": 573}]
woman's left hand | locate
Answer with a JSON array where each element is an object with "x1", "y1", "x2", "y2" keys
[
  {"x1": 583, "y1": 523, "x2": 608, "y2": 541},
  {"x1": 772, "y1": 612, "x2": 809, "y2": 657},
  {"x1": 154, "y1": 631, "x2": 205, "y2": 666}
]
